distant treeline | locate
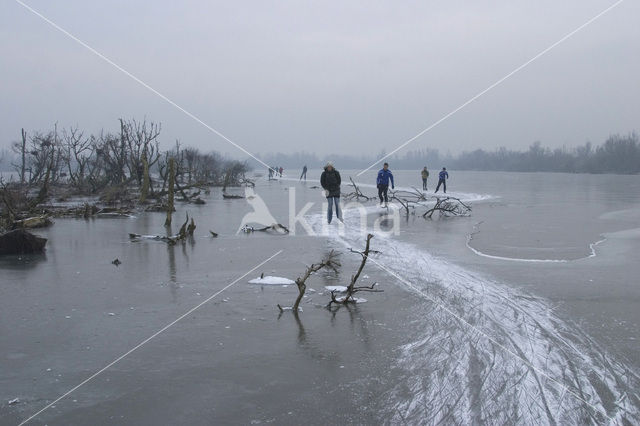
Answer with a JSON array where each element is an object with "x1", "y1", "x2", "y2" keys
[
  {"x1": 254, "y1": 133, "x2": 640, "y2": 174},
  {"x1": 0, "y1": 119, "x2": 249, "y2": 192}
]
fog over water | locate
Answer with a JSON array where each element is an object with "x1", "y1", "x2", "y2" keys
[{"x1": 1, "y1": 0, "x2": 639, "y2": 158}]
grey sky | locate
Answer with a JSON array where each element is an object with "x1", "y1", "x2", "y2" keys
[{"x1": 1, "y1": 0, "x2": 638, "y2": 159}]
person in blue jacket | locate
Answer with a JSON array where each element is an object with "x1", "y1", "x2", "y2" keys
[
  {"x1": 376, "y1": 162, "x2": 394, "y2": 206},
  {"x1": 434, "y1": 167, "x2": 449, "y2": 193}
]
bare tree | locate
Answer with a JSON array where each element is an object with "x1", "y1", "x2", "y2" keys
[
  {"x1": 183, "y1": 147, "x2": 200, "y2": 184},
  {"x1": 61, "y1": 126, "x2": 94, "y2": 190},
  {"x1": 95, "y1": 130, "x2": 127, "y2": 185},
  {"x1": 119, "y1": 118, "x2": 161, "y2": 185},
  {"x1": 10, "y1": 128, "x2": 27, "y2": 184}
]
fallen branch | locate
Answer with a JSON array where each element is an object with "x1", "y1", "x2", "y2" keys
[
  {"x1": 239, "y1": 176, "x2": 255, "y2": 187},
  {"x1": 222, "y1": 192, "x2": 244, "y2": 199},
  {"x1": 130, "y1": 213, "x2": 196, "y2": 245},
  {"x1": 12, "y1": 215, "x2": 53, "y2": 229},
  {"x1": 389, "y1": 187, "x2": 427, "y2": 216},
  {"x1": 343, "y1": 177, "x2": 375, "y2": 201},
  {"x1": 241, "y1": 223, "x2": 289, "y2": 234},
  {"x1": 422, "y1": 196, "x2": 471, "y2": 218}
]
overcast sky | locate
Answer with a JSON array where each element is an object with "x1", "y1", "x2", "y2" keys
[{"x1": 1, "y1": 0, "x2": 638, "y2": 159}]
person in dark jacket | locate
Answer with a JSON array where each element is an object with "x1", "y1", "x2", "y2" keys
[
  {"x1": 421, "y1": 166, "x2": 429, "y2": 190},
  {"x1": 300, "y1": 165, "x2": 307, "y2": 181},
  {"x1": 434, "y1": 167, "x2": 449, "y2": 193},
  {"x1": 376, "y1": 163, "x2": 394, "y2": 206},
  {"x1": 320, "y1": 162, "x2": 342, "y2": 223}
]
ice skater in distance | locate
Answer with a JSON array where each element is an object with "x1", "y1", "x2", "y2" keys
[
  {"x1": 421, "y1": 166, "x2": 429, "y2": 191},
  {"x1": 377, "y1": 162, "x2": 395, "y2": 207},
  {"x1": 434, "y1": 167, "x2": 448, "y2": 193}
]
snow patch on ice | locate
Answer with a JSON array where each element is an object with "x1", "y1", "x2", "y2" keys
[
  {"x1": 248, "y1": 276, "x2": 295, "y2": 285},
  {"x1": 324, "y1": 285, "x2": 348, "y2": 292},
  {"x1": 335, "y1": 296, "x2": 367, "y2": 303}
]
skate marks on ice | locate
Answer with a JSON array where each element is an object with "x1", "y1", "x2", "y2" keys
[{"x1": 307, "y1": 205, "x2": 640, "y2": 424}]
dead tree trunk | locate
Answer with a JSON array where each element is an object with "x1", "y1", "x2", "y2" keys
[
  {"x1": 140, "y1": 152, "x2": 150, "y2": 203},
  {"x1": 20, "y1": 128, "x2": 27, "y2": 184},
  {"x1": 328, "y1": 233, "x2": 382, "y2": 306},
  {"x1": 29, "y1": 150, "x2": 54, "y2": 210},
  {"x1": 165, "y1": 157, "x2": 175, "y2": 227},
  {"x1": 345, "y1": 233, "x2": 372, "y2": 295},
  {"x1": 278, "y1": 250, "x2": 340, "y2": 313}
]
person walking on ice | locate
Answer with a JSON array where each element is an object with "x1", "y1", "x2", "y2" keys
[
  {"x1": 434, "y1": 167, "x2": 448, "y2": 193},
  {"x1": 377, "y1": 162, "x2": 395, "y2": 207},
  {"x1": 320, "y1": 162, "x2": 342, "y2": 224},
  {"x1": 421, "y1": 166, "x2": 429, "y2": 191},
  {"x1": 300, "y1": 165, "x2": 307, "y2": 181}
]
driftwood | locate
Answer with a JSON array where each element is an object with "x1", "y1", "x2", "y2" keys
[
  {"x1": 96, "y1": 207, "x2": 134, "y2": 218},
  {"x1": 423, "y1": 196, "x2": 471, "y2": 218},
  {"x1": 130, "y1": 213, "x2": 196, "y2": 245},
  {"x1": 222, "y1": 193, "x2": 244, "y2": 199},
  {"x1": 144, "y1": 203, "x2": 175, "y2": 212},
  {"x1": 129, "y1": 233, "x2": 175, "y2": 243},
  {"x1": 240, "y1": 223, "x2": 289, "y2": 234},
  {"x1": 278, "y1": 250, "x2": 340, "y2": 313},
  {"x1": 239, "y1": 176, "x2": 255, "y2": 188},
  {"x1": 0, "y1": 229, "x2": 47, "y2": 255},
  {"x1": 12, "y1": 215, "x2": 53, "y2": 229},
  {"x1": 328, "y1": 234, "x2": 382, "y2": 306}
]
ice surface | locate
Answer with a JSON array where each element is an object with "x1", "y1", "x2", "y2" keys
[{"x1": 304, "y1": 196, "x2": 640, "y2": 424}]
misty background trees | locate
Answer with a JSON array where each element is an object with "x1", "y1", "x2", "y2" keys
[
  {"x1": 2, "y1": 128, "x2": 639, "y2": 176},
  {"x1": 249, "y1": 132, "x2": 640, "y2": 174},
  {"x1": 0, "y1": 119, "x2": 249, "y2": 192}
]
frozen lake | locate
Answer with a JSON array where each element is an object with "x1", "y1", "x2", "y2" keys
[{"x1": 1, "y1": 170, "x2": 639, "y2": 424}]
